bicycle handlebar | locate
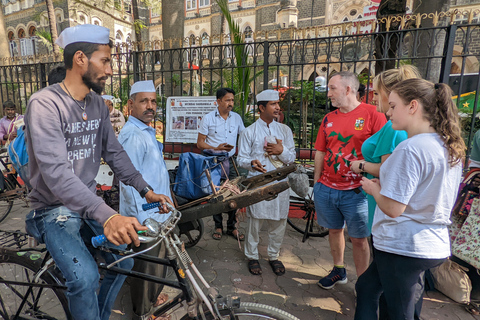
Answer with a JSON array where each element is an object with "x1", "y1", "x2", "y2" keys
[{"x1": 91, "y1": 202, "x2": 178, "y2": 248}]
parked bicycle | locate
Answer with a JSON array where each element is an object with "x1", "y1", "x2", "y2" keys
[
  {"x1": 0, "y1": 203, "x2": 300, "y2": 320},
  {"x1": 0, "y1": 149, "x2": 29, "y2": 223},
  {"x1": 286, "y1": 163, "x2": 329, "y2": 241}
]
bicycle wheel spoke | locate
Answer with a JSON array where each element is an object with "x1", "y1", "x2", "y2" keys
[{"x1": 0, "y1": 257, "x2": 69, "y2": 320}]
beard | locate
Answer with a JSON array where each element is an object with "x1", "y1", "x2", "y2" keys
[{"x1": 82, "y1": 64, "x2": 106, "y2": 94}]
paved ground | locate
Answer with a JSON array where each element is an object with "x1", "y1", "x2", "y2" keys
[{"x1": 1, "y1": 202, "x2": 477, "y2": 319}]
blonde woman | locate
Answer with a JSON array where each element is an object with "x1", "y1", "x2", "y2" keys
[
  {"x1": 355, "y1": 79, "x2": 465, "y2": 319},
  {"x1": 351, "y1": 65, "x2": 421, "y2": 230}
]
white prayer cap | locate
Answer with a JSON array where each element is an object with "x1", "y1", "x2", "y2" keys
[
  {"x1": 256, "y1": 90, "x2": 280, "y2": 102},
  {"x1": 101, "y1": 95, "x2": 114, "y2": 101},
  {"x1": 55, "y1": 24, "x2": 110, "y2": 49},
  {"x1": 129, "y1": 80, "x2": 156, "y2": 97}
]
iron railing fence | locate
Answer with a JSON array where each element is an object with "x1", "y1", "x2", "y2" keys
[{"x1": 1, "y1": 22, "x2": 480, "y2": 163}]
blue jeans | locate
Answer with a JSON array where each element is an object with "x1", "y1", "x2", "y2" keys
[
  {"x1": 314, "y1": 182, "x2": 369, "y2": 238},
  {"x1": 25, "y1": 206, "x2": 134, "y2": 320}
]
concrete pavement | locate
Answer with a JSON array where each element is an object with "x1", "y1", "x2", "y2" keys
[{"x1": 0, "y1": 202, "x2": 476, "y2": 319}]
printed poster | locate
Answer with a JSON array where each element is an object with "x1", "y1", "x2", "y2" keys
[{"x1": 165, "y1": 96, "x2": 217, "y2": 143}]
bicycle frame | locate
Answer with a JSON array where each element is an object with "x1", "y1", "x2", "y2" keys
[{"x1": 0, "y1": 211, "x2": 236, "y2": 320}]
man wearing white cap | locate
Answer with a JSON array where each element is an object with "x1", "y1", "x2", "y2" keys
[
  {"x1": 237, "y1": 89, "x2": 295, "y2": 276},
  {"x1": 24, "y1": 24, "x2": 173, "y2": 320},
  {"x1": 102, "y1": 94, "x2": 125, "y2": 137},
  {"x1": 118, "y1": 80, "x2": 172, "y2": 318}
]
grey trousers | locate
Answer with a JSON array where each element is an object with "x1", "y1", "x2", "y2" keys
[{"x1": 244, "y1": 216, "x2": 287, "y2": 261}]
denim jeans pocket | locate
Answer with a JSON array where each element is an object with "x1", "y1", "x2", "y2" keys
[{"x1": 25, "y1": 210, "x2": 43, "y2": 243}]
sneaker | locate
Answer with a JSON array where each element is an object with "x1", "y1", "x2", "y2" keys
[{"x1": 317, "y1": 266, "x2": 348, "y2": 289}]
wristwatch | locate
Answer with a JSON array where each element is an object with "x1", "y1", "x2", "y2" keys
[{"x1": 140, "y1": 185, "x2": 153, "y2": 198}]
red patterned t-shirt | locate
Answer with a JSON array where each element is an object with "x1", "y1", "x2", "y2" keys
[{"x1": 314, "y1": 103, "x2": 386, "y2": 190}]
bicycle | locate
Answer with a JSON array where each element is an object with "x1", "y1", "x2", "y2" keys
[
  {"x1": 286, "y1": 163, "x2": 329, "y2": 241},
  {"x1": 0, "y1": 149, "x2": 29, "y2": 224},
  {"x1": 0, "y1": 203, "x2": 300, "y2": 320}
]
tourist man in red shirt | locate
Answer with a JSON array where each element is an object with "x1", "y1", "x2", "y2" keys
[{"x1": 314, "y1": 71, "x2": 386, "y2": 289}]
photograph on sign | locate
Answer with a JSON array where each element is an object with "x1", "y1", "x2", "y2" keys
[{"x1": 165, "y1": 96, "x2": 217, "y2": 143}]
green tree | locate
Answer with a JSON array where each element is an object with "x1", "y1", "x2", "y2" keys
[
  {"x1": 216, "y1": 0, "x2": 263, "y2": 124},
  {"x1": 281, "y1": 81, "x2": 327, "y2": 148}
]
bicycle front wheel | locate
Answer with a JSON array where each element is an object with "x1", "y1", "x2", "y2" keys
[
  {"x1": 181, "y1": 302, "x2": 300, "y2": 320},
  {"x1": 0, "y1": 250, "x2": 71, "y2": 320},
  {"x1": 0, "y1": 199, "x2": 13, "y2": 224}
]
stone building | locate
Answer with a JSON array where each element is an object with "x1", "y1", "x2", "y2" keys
[{"x1": 2, "y1": 0, "x2": 135, "y2": 57}]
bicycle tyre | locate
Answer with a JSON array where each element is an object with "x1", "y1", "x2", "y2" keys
[
  {"x1": 0, "y1": 199, "x2": 13, "y2": 224},
  {"x1": 180, "y1": 302, "x2": 300, "y2": 320},
  {"x1": 0, "y1": 249, "x2": 71, "y2": 320},
  {"x1": 288, "y1": 197, "x2": 329, "y2": 238},
  {"x1": 0, "y1": 177, "x2": 17, "y2": 224},
  {"x1": 177, "y1": 219, "x2": 204, "y2": 248}
]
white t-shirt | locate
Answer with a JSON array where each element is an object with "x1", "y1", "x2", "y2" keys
[
  {"x1": 198, "y1": 109, "x2": 245, "y2": 157},
  {"x1": 372, "y1": 133, "x2": 462, "y2": 259}
]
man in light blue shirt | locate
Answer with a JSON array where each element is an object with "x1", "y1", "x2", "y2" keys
[{"x1": 119, "y1": 80, "x2": 172, "y2": 319}]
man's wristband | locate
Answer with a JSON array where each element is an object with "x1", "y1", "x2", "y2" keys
[
  {"x1": 103, "y1": 214, "x2": 120, "y2": 228},
  {"x1": 140, "y1": 185, "x2": 153, "y2": 198}
]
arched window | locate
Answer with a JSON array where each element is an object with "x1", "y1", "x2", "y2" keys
[
  {"x1": 126, "y1": 35, "x2": 132, "y2": 43},
  {"x1": 116, "y1": 30, "x2": 123, "y2": 43},
  {"x1": 28, "y1": 26, "x2": 36, "y2": 37},
  {"x1": 343, "y1": 17, "x2": 349, "y2": 22},
  {"x1": 201, "y1": 32, "x2": 209, "y2": 45},
  {"x1": 244, "y1": 26, "x2": 253, "y2": 42},
  {"x1": 79, "y1": 15, "x2": 86, "y2": 24},
  {"x1": 8, "y1": 31, "x2": 14, "y2": 41},
  {"x1": 18, "y1": 29, "x2": 25, "y2": 39}
]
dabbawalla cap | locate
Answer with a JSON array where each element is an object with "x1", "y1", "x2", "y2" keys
[
  {"x1": 101, "y1": 95, "x2": 114, "y2": 101},
  {"x1": 129, "y1": 80, "x2": 156, "y2": 97},
  {"x1": 55, "y1": 24, "x2": 110, "y2": 49},
  {"x1": 256, "y1": 89, "x2": 280, "y2": 103}
]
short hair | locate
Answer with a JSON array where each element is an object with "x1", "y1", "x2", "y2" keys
[
  {"x1": 216, "y1": 87, "x2": 235, "y2": 100},
  {"x1": 3, "y1": 100, "x2": 15, "y2": 110},
  {"x1": 257, "y1": 100, "x2": 269, "y2": 112},
  {"x1": 48, "y1": 65, "x2": 66, "y2": 85},
  {"x1": 330, "y1": 71, "x2": 360, "y2": 93},
  {"x1": 63, "y1": 40, "x2": 114, "y2": 70}
]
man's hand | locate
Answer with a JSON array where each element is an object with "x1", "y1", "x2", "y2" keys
[
  {"x1": 104, "y1": 215, "x2": 147, "y2": 247},
  {"x1": 360, "y1": 177, "x2": 380, "y2": 196},
  {"x1": 8, "y1": 132, "x2": 17, "y2": 140},
  {"x1": 251, "y1": 159, "x2": 267, "y2": 173},
  {"x1": 216, "y1": 143, "x2": 234, "y2": 152},
  {"x1": 145, "y1": 191, "x2": 174, "y2": 214},
  {"x1": 265, "y1": 138, "x2": 283, "y2": 155}
]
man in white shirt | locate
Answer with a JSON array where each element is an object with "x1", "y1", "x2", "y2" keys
[
  {"x1": 237, "y1": 89, "x2": 296, "y2": 276},
  {"x1": 197, "y1": 88, "x2": 245, "y2": 241}
]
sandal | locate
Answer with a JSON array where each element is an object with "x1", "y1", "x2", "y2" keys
[
  {"x1": 226, "y1": 229, "x2": 245, "y2": 241},
  {"x1": 212, "y1": 228, "x2": 223, "y2": 240},
  {"x1": 269, "y1": 260, "x2": 285, "y2": 276},
  {"x1": 248, "y1": 259, "x2": 262, "y2": 275}
]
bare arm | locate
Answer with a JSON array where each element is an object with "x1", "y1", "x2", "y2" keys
[
  {"x1": 197, "y1": 133, "x2": 233, "y2": 152},
  {"x1": 314, "y1": 150, "x2": 325, "y2": 183},
  {"x1": 351, "y1": 154, "x2": 391, "y2": 177}
]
